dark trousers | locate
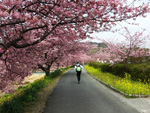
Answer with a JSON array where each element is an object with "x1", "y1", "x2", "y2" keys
[{"x1": 76, "y1": 71, "x2": 81, "y2": 82}]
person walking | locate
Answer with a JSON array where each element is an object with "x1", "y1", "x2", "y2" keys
[{"x1": 74, "y1": 61, "x2": 83, "y2": 84}]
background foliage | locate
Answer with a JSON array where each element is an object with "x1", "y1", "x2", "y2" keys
[{"x1": 88, "y1": 62, "x2": 150, "y2": 83}]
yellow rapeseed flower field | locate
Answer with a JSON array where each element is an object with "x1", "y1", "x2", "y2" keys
[{"x1": 85, "y1": 65, "x2": 150, "y2": 96}]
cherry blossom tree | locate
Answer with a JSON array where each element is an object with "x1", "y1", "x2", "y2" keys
[
  {"x1": 0, "y1": 47, "x2": 37, "y2": 91},
  {"x1": 0, "y1": 27, "x2": 93, "y2": 92},
  {"x1": 56, "y1": 41, "x2": 91, "y2": 67},
  {"x1": 0, "y1": 0, "x2": 149, "y2": 91},
  {"x1": 37, "y1": 40, "x2": 83, "y2": 76},
  {"x1": 0, "y1": 0, "x2": 149, "y2": 56},
  {"x1": 102, "y1": 28, "x2": 150, "y2": 64},
  {"x1": 35, "y1": 36, "x2": 89, "y2": 75},
  {"x1": 0, "y1": 38, "x2": 90, "y2": 91}
]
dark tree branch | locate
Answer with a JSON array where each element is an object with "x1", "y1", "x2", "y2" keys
[
  {"x1": 0, "y1": 21, "x2": 25, "y2": 27},
  {"x1": 21, "y1": 25, "x2": 48, "y2": 33},
  {"x1": 9, "y1": 5, "x2": 16, "y2": 14}
]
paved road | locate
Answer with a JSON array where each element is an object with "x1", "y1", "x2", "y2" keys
[{"x1": 44, "y1": 69, "x2": 139, "y2": 113}]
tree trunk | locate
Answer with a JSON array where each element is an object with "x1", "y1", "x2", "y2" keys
[
  {"x1": 56, "y1": 63, "x2": 60, "y2": 69},
  {"x1": 45, "y1": 69, "x2": 50, "y2": 76},
  {"x1": 38, "y1": 64, "x2": 50, "y2": 76},
  {"x1": 124, "y1": 58, "x2": 128, "y2": 73}
]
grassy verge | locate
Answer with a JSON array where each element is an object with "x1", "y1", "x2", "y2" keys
[
  {"x1": 0, "y1": 67, "x2": 70, "y2": 113},
  {"x1": 85, "y1": 65, "x2": 150, "y2": 97}
]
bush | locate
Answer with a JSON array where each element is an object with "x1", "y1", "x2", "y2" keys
[
  {"x1": 128, "y1": 64, "x2": 150, "y2": 83},
  {"x1": 108, "y1": 63, "x2": 150, "y2": 83},
  {"x1": 88, "y1": 62, "x2": 101, "y2": 69},
  {"x1": 88, "y1": 62, "x2": 150, "y2": 83},
  {"x1": 88, "y1": 62, "x2": 112, "y2": 73},
  {"x1": 111, "y1": 64, "x2": 127, "y2": 78},
  {"x1": 49, "y1": 69, "x2": 62, "y2": 78},
  {"x1": 99, "y1": 63, "x2": 112, "y2": 73}
]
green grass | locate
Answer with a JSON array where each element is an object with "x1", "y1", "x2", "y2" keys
[
  {"x1": 0, "y1": 67, "x2": 70, "y2": 113},
  {"x1": 85, "y1": 65, "x2": 150, "y2": 96}
]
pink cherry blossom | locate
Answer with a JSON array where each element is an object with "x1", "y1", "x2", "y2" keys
[{"x1": 0, "y1": 0, "x2": 149, "y2": 92}]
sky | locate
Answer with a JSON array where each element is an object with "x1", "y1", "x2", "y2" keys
[{"x1": 88, "y1": 0, "x2": 150, "y2": 48}]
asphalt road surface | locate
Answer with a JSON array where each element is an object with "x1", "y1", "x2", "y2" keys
[{"x1": 44, "y1": 69, "x2": 139, "y2": 113}]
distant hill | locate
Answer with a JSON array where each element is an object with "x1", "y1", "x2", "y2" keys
[{"x1": 90, "y1": 42, "x2": 107, "y2": 48}]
